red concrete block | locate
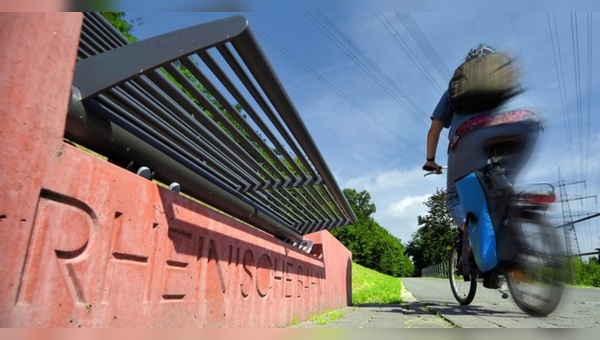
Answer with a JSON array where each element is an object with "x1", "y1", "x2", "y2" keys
[
  {"x1": 0, "y1": 13, "x2": 352, "y2": 328},
  {"x1": 0, "y1": 12, "x2": 84, "y2": 325},
  {"x1": 1, "y1": 144, "x2": 351, "y2": 327}
]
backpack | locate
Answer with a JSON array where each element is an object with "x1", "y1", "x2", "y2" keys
[{"x1": 448, "y1": 52, "x2": 520, "y2": 114}]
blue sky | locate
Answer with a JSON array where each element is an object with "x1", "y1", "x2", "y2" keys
[{"x1": 123, "y1": 12, "x2": 600, "y2": 255}]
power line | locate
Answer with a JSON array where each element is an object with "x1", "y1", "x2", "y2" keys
[
  {"x1": 547, "y1": 13, "x2": 577, "y2": 178},
  {"x1": 570, "y1": 13, "x2": 585, "y2": 175},
  {"x1": 303, "y1": 12, "x2": 431, "y2": 130},
  {"x1": 374, "y1": 12, "x2": 445, "y2": 94},
  {"x1": 249, "y1": 22, "x2": 425, "y2": 157},
  {"x1": 508, "y1": 13, "x2": 525, "y2": 58},
  {"x1": 396, "y1": 12, "x2": 452, "y2": 81},
  {"x1": 585, "y1": 13, "x2": 593, "y2": 188}
]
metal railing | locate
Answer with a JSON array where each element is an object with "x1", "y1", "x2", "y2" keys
[
  {"x1": 422, "y1": 213, "x2": 600, "y2": 280},
  {"x1": 66, "y1": 13, "x2": 357, "y2": 245},
  {"x1": 421, "y1": 262, "x2": 449, "y2": 279}
]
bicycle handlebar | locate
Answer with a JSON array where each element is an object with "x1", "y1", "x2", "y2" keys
[{"x1": 423, "y1": 165, "x2": 447, "y2": 177}]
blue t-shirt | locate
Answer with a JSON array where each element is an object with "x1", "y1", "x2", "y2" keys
[{"x1": 431, "y1": 90, "x2": 536, "y2": 141}]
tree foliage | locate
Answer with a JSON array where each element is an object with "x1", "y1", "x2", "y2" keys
[
  {"x1": 405, "y1": 188, "x2": 456, "y2": 276},
  {"x1": 100, "y1": 12, "x2": 295, "y2": 183},
  {"x1": 330, "y1": 189, "x2": 414, "y2": 277},
  {"x1": 573, "y1": 256, "x2": 600, "y2": 287},
  {"x1": 100, "y1": 12, "x2": 141, "y2": 43}
]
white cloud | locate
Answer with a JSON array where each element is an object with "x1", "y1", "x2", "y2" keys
[
  {"x1": 379, "y1": 194, "x2": 432, "y2": 243},
  {"x1": 343, "y1": 166, "x2": 446, "y2": 243},
  {"x1": 388, "y1": 194, "x2": 431, "y2": 217}
]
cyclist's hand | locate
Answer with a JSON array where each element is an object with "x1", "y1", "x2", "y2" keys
[{"x1": 422, "y1": 160, "x2": 442, "y2": 174}]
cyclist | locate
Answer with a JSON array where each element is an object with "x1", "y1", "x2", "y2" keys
[{"x1": 423, "y1": 44, "x2": 543, "y2": 287}]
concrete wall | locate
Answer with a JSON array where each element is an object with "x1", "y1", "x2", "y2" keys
[{"x1": 0, "y1": 13, "x2": 352, "y2": 328}]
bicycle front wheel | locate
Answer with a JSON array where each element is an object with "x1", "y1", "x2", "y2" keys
[{"x1": 449, "y1": 247, "x2": 477, "y2": 305}]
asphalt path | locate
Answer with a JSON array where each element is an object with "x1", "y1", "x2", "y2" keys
[
  {"x1": 401, "y1": 277, "x2": 600, "y2": 328},
  {"x1": 290, "y1": 277, "x2": 600, "y2": 328},
  {"x1": 290, "y1": 280, "x2": 454, "y2": 328}
]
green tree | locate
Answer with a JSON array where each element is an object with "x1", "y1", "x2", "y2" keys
[
  {"x1": 100, "y1": 12, "x2": 141, "y2": 43},
  {"x1": 343, "y1": 188, "x2": 376, "y2": 220},
  {"x1": 330, "y1": 188, "x2": 413, "y2": 277},
  {"x1": 405, "y1": 188, "x2": 456, "y2": 276},
  {"x1": 573, "y1": 256, "x2": 600, "y2": 287}
]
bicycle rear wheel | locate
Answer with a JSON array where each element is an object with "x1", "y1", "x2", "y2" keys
[
  {"x1": 505, "y1": 216, "x2": 565, "y2": 316},
  {"x1": 449, "y1": 247, "x2": 477, "y2": 305}
]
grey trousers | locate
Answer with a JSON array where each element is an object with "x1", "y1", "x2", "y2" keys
[{"x1": 446, "y1": 122, "x2": 541, "y2": 227}]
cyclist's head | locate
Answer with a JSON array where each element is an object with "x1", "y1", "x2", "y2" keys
[{"x1": 465, "y1": 44, "x2": 496, "y2": 61}]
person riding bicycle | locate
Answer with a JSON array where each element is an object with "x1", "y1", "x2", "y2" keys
[{"x1": 423, "y1": 44, "x2": 544, "y2": 284}]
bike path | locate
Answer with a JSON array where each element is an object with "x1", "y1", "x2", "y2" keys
[
  {"x1": 288, "y1": 282, "x2": 454, "y2": 328},
  {"x1": 290, "y1": 277, "x2": 600, "y2": 328},
  {"x1": 400, "y1": 277, "x2": 600, "y2": 328}
]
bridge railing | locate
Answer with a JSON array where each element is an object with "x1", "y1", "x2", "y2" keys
[{"x1": 67, "y1": 13, "x2": 357, "y2": 246}]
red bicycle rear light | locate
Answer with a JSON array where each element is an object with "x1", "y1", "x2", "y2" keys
[{"x1": 522, "y1": 191, "x2": 556, "y2": 204}]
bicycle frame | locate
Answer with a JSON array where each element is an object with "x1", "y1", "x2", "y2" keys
[{"x1": 447, "y1": 162, "x2": 564, "y2": 315}]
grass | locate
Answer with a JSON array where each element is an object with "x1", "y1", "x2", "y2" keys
[
  {"x1": 307, "y1": 309, "x2": 347, "y2": 325},
  {"x1": 291, "y1": 262, "x2": 404, "y2": 327},
  {"x1": 351, "y1": 262, "x2": 404, "y2": 305}
]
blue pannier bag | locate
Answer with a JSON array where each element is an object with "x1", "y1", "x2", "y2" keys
[{"x1": 455, "y1": 171, "x2": 498, "y2": 272}]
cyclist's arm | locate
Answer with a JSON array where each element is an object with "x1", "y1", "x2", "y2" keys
[{"x1": 424, "y1": 118, "x2": 444, "y2": 171}]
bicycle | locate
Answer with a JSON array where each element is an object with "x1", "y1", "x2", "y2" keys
[{"x1": 423, "y1": 137, "x2": 565, "y2": 316}]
